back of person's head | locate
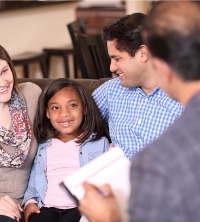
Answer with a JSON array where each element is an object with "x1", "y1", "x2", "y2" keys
[
  {"x1": 34, "y1": 78, "x2": 110, "y2": 144},
  {"x1": 0, "y1": 45, "x2": 18, "y2": 87},
  {"x1": 144, "y1": 1, "x2": 200, "y2": 81},
  {"x1": 103, "y1": 13, "x2": 146, "y2": 57}
]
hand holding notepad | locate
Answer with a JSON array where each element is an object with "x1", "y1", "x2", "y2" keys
[{"x1": 62, "y1": 147, "x2": 131, "y2": 222}]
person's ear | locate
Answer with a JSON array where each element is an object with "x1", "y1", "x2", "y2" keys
[
  {"x1": 46, "y1": 109, "x2": 50, "y2": 119},
  {"x1": 152, "y1": 57, "x2": 173, "y2": 84},
  {"x1": 139, "y1": 45, "x2": 149, "y2": 63}
]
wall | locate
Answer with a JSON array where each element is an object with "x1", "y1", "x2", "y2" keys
[
  {"x1": 125, "y1": 0, "x2": 151, "y2": 14},
  {"x1": 0, "y1": 2, "x2": 78, "y2": 78},
  {"x1": 0, "y1": 1, "x2": 151, "y2": 79}
]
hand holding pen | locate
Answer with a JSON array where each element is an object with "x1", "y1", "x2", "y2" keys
[{"x1": 79, "y1": 182, "x2": 121, "y2": 222}]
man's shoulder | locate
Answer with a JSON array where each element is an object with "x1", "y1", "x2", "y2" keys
[
  {"x1": 93, "y1": 77, "x2": 128, "y2": 96},
  {"x1": 156, "y1": 88, "x2": 183, "y2": 114},
  {"x1": 99, "y1": 77, "x2": 121, "y2": 88},
  {"x1": 133, "y1": 105, "x2": 200, "y2": 171}
]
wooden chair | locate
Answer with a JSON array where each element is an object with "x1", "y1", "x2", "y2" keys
[
  {"x1": 77, "y1": 33, "x2": 112, "y2": 79},
  {"x1": 67, "y1": 19, "x2": 87, "y2": 78},
  {"x1": 43, "y1": 45, "x2": 76, "y2": 78},
  {"x1": 12, "y1": 52, "x2": 48, "y2": 78}
]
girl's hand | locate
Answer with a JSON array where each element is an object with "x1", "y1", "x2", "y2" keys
[
  {"x1": 24, "y1": 203, "x2": 40, "y2": 222},
  {"x1": 0, "y1": 195, "x2": 22, "y2": 222}
]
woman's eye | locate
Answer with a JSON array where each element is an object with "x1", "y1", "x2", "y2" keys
[
  {"x1": 1, "y1": 68, "x2": 8, "y2": 75},
  {"x1": 3, "y1": 68, "x2": 8, "y2": 73}
]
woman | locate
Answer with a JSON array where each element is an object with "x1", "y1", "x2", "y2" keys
[{"x1": 0, "y1": 45, "x2": 41, "y2": 222}]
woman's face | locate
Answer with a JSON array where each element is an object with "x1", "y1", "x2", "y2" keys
[{"x1": 0, "y1": 59, "x2": 14, "y2": 104}]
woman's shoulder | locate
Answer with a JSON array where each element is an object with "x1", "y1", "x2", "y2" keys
[
  {"x1": 18, "y1": 82, "x2": 42, "y2": 94},
  {"x1": 18, "y1": 82, "x2": 42, "y2": 107}
]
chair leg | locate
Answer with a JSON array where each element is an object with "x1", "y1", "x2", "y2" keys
[
  {"x1": 40, "y1": 59, "x2": 48, "y2": 78},
  {"x1": 23, "y1": 65, "x2": 29, "y2": 78},
  {"x1": 45, "y1": 54, "x2": 51, "y2": 77},
  {"x1": 63, "y1": 55, "x2": 70, "y2": 78},
  {"x1": 73, "y1": 55, "x2": 79, "y2": 78}
]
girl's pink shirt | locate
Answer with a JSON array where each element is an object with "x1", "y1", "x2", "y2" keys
[{"x1": 43, "y1": 138, "x2": 80, "y2": 209}]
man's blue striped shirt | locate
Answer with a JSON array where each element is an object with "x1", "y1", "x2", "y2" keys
[{"x1": 93, "y1": 78, "x2": 183, "y2": 159}]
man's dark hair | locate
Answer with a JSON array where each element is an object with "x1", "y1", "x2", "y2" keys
[
  {"x1": 144, "y1": 1, "x2": 200, "y2": 81},
  {"x1": 103, "y1": 13, "x2": 146, "y2": 57}
]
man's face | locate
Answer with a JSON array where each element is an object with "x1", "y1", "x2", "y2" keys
[{"x1": 107, "y1": 40, "x2": 145, "y2": 88}]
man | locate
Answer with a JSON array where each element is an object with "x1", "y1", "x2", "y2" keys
[
  {"x1": 79, "y1": 1, "x2": 200, "y2": 222},
  {"x1": 93, "y1": 13, "x2": 182, "y2": 159}
]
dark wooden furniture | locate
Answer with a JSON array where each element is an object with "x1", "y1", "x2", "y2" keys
[
  {"x1": 77, "y1": 33, "x2": 112, "y2": 79},
  {"x1": 76, "y1": 6, "x2": 126, "y2": 34},
  {"x1": 12, "y1": 52, "x2": 48, "y2": 78},
  {"x1": 67, "y1": 19, "x2": 87, "y2": 78},
  {"x1": 43, "y1": 46, "x2": 76, "y2": 78},
  {"x1": 0, "y1": 1, "x2": 79, "y2": 11}
]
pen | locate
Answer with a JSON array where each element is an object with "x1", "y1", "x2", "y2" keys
[{"x1": 97, "y1": 188, "x2": 110, "y2": 197}]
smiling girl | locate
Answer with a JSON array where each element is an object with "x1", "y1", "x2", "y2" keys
[{"x1": 22, "y1": 78, "x2": 110, "y2": 222}]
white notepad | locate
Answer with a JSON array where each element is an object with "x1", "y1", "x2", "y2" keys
[{"x1": 63, "y1": 147, "x2": 131, "y2": 222}]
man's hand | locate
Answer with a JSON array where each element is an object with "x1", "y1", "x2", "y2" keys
[
  {"x1": 79, "y1": 182, "x2": 121, "y2": 222},
  {"x1": 0, "y1": 195, "x2": 22, "y2": 222},
  {"x1": 24, "y1": 203, "x2": 40, "y2": 222}
]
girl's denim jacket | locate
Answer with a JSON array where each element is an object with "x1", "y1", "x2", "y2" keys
[{"x1": 22, "y1": 133, "x2": 109, "y2": 208}]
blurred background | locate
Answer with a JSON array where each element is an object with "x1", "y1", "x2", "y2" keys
[{"x1": 0, "y1": 0, "x2": 152, "y2": 78}]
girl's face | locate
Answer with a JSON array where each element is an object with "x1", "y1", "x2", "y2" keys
[
  {"x1": 0, "y1": 59, "x2": 14, "y2": 105},
  {"x1": 46, "y1": 87, "x2": 84, "y2": 143}
]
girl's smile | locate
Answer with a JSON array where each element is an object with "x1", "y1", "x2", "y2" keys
[{"x1": 46, "y1": 87, "x2": 84, "y2": 143}]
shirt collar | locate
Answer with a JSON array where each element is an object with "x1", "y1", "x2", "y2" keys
[{"x1": 135, "y1": 86, "x2": 160, "y2": 97}]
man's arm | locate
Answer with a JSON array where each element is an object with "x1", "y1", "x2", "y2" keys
[{"x1": 79, "y1": 182, "x2": 121, "y2": 222}]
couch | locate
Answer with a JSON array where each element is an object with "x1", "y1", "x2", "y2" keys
[{"x1": 18, "y1": 77, "x2": 111, "y2": 94}]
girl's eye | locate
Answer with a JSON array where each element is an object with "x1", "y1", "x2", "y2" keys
[
  {"x1": 70, "y1": 103, "x2": 77, "y2": 108},
  {"x1": 52, "y1": 106, "x2": 58, "y2": 110}
]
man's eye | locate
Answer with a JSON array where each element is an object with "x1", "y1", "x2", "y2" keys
[{"x1": 52, "y1": 107, "x2": 58, "y2": 110}]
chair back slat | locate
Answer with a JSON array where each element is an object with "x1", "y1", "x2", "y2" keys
[
  {"x1": 67, "y1": 19, "x2": 89, "y2": 78},
  {"x1": 77, "y1": 33, "x2": 112, "y2": 79}
]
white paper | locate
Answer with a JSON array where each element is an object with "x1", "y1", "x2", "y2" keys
[{"x1": 63, "y1": 147, "x2": 131, "y2": 222}]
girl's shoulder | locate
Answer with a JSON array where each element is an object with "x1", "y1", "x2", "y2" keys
[
  {"x1": 84, "y1": 134, "x2": 110, "y2": 146},
  {"x1": 37, "y1": 139, "x2": 51, "y2": 151}
]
